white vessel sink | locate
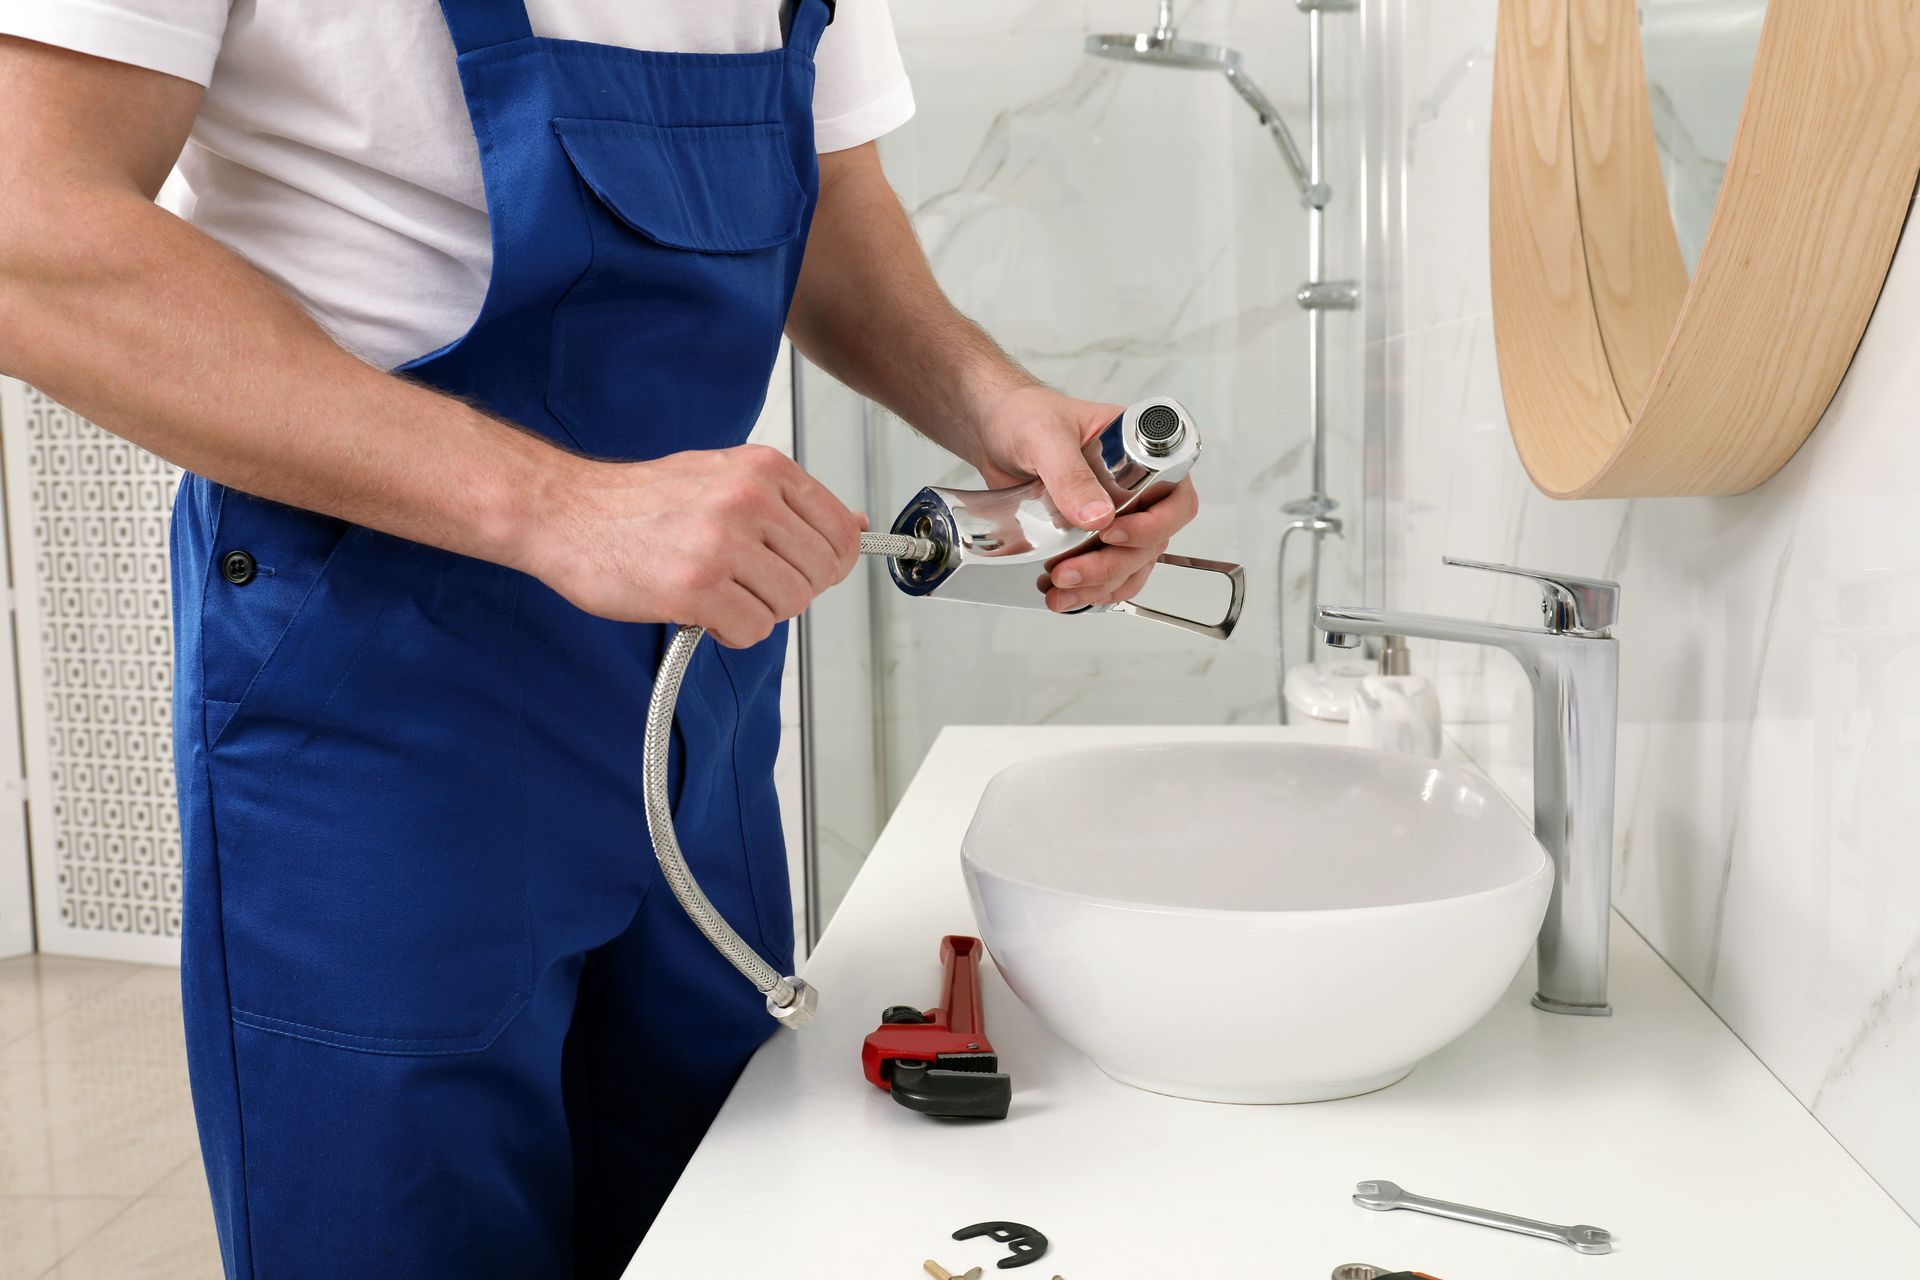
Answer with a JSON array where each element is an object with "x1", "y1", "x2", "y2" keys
[{"x1": 961, "y1": 742, "x2": 1552, "y2": 1103}]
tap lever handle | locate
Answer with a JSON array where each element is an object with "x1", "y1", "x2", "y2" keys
[
  {"x1": 1442, "y1": 556, "x2": 1619, "y2": 634},
  {"x1": 1094, "y1": 553, "x2": 1246, "y2": 640}
]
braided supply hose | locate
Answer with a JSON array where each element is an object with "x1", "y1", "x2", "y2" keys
[{"x1": 642, "y1": 530, "x2": 942, "y2": 1028}]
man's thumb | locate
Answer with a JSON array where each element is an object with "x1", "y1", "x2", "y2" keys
[{"x1": 1031, "y1": 430, "x2": 1115, "y2": 530}]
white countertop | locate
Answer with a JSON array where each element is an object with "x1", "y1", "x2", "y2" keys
[{"x1": 630, "y1": 726, "x2": 1920, "y2": 1278}]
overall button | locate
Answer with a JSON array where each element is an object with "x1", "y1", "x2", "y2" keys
[{"x1": 220, "y1": 550, "x2": 257, "y2": 585}]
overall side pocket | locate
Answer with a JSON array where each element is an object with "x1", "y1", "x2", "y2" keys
[{"x1": 203, "y1": 518, "x2": 533, "y2": 1055}]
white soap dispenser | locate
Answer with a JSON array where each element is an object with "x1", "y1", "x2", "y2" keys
[{"x1": 1348, "y1": 635, "x2": 1442, "y2": 758}]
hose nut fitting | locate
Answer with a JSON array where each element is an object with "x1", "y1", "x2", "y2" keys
[{"x1": 766, "y1": 977, "x2": 819, "y2": 1028}]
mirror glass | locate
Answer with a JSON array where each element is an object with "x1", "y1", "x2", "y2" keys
[{"x1": 1638, "y1": 0, "x2": 1767, "y2": 271}]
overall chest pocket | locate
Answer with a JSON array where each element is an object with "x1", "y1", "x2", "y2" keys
[{"x1": 548, "y1": 118, "x2": 806, "y2": 460}]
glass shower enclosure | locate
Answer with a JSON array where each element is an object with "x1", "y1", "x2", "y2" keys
[{"x1": 795, "y1": 0, "x2": 1365, "y2": 938}]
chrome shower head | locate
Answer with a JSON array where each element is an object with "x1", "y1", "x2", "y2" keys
[
  {"x1": 1082, "y1": 4, "x2": 1312, "y2": 196},
  {"x1": 1083, "y1": 31, "x2": 1243, "y2": 72}
]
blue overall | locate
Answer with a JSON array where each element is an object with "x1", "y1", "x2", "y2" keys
[{"x1": 169, "y1": 2, "x2": 831, "y2": 1274}]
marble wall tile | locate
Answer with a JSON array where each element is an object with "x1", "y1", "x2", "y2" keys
[
  {"x1": 1639, "y1": 0, "x2": 1766, "y2": 269},
  {"x1": 1379, "y1": 0, "x2": 1920, "y2": 1218}
]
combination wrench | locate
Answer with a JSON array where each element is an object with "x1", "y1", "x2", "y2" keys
[{"x1": 1352, "y1": 1179, "x2": 1613, "y2": 1255}]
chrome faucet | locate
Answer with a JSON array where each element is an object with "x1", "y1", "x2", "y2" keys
[
  {"x1": 885, "y1": 397, "x2": 1246, "y2": 640},
  {"x1": 1318, "y1": 557, "x2": 1621, "y2": 1015}
]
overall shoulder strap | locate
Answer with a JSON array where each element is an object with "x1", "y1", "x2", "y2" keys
[
  {"x1": 784, "y1": 0, "x2": 836, "y2": 55},
  {"x1": 435, "y1": 0, "x2": 536, "y2": 56}
]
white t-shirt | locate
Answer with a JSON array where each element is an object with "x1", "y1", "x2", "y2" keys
[{"x1": 2, "y1": 1, "x2": 915, "y2": 370}]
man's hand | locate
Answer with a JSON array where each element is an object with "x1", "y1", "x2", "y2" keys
[
  {"x1": 522, "y1": 445, "x2": 864, "y2": 648},
  {"x1": 969, "y1": 383, "x2": 1201, "y2": 614},
  {"x1": 787, "y1": 143, "x2": 1200, "y2": 615}
]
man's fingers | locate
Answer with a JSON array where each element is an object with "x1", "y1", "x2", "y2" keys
[
  {"x1": 735, "y1": 544, "x2": 816, "y2": 624},
  {"x1": 774, "y1": 453, "x2": 864, "y2": 567},
  {"x1": 1047, "y1": 542, "x2": 1168, "y2": 611},
  {"x1": 1105, "y1": 563, "x2": 1155, "y2": 606},
  {"x1": 761, "y1": 504, "x2": 846, "y2": 593},
  {"x1": 1029, "y1": 428, "x2": 1115, "y2": 531},
  {"x1": 705, "y1": 581, "x2": 780, "y2": 649},
  {"x1": 1099, "y1": 478, "x2": 1198, "y2": 547},
  {"x1": 1048, "y1": 541, "x2": 1162, "y2": 593}
]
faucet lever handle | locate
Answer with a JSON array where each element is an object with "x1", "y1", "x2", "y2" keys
[
  {"x1": 1093, "y1": 553, "x2": 1246, "y2": 640},
  {"x1": 1442, "y1": 556, "x2": 1619, "y2": 634}
]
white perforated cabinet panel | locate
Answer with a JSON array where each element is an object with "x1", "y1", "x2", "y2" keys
[{"x1": 1, "y1": 378, "x2": 181, "y2": 963}]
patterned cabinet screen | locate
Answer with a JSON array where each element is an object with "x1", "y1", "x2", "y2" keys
[{"x1": 1, "y1": 380, "x2": 182, "y2": 962}]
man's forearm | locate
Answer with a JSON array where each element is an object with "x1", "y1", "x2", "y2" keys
[
  {"x1": 0, "y1": 35, "x2": 865, "y2": 645},
  {"x1": 785, "y1": 142, "x2": 1033, "y2": 471},
  {"x1": 0, "y1": 183, "x2": 569, "y2": 575}
]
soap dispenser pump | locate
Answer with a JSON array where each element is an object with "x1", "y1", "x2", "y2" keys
[{"x1": 1348, "y1": 635, "x2": 1443, "y2": 758}]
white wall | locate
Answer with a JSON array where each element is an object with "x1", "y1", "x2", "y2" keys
[{"x1": 1376, "y1": 0, "x2": 1920, "y2": 1217}]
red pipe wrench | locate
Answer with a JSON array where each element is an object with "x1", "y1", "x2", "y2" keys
[{"x1": 861, "y1": 936, "x2": 1011, "y2": 1120}]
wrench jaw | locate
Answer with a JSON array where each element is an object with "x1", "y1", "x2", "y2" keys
[
  {"x1": 1568, "y1": 1225, "x2": 1614, "y2": 1256},
  {"x1": 1351, "y1": 1180, "x2": 1406, "y2": 1211}
]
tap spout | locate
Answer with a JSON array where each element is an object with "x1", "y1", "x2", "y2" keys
[{"x1": 1315, "y1": 585, "x2": 1620, "y2": 1015}]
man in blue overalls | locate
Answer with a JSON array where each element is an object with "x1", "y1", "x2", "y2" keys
[{"x1": 0, "y1": 2, "x2": 1199, "y2": 1275}]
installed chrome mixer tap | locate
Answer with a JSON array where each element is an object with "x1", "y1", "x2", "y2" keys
[{"x1": 1318, "y1": 557, "x2": 1621, "y2": 1015}]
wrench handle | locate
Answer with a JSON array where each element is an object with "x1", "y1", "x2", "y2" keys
[
  {"x1": 938, "y1": 935, "x2": 987, "y2": 1041},
  {"x1": 1393, "y1": 1191, "x2": 1570, "y2": 1246}
]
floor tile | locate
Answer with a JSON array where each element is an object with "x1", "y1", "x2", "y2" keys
[
  {"x1": 0, "y1": 1197, "x2": 131, "y2": 1280},
  {"x1": 141, "y1": 1159, "x2": 209, "y2": 1201},
  {"x1": 0, "y1": 1054, "x2": 200, "y2": 1197},
  {"x1": 40, "y1": 1196, "x2": 221, "y2": 1280},
  {"x1": 1, "y1": 967, "x2": 186, "y2": 1067},
  {"x1": 0, "y1": 959, "x2": 138, "y2": 1051}
]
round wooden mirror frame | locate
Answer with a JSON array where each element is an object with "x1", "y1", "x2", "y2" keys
[{"x1": 1490, "y1": 0, "x2": 1920, "y2": 499}]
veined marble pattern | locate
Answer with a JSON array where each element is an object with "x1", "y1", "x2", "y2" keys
[
  {"x1": 1376, "y1": 0, "x2": 1920, "y2": 1218},
  {"x1": 802, "y1": 0, "x2": 1369, "y2": 872},
  {"x1": 1639, "y1": 0, "x2": 1766, "y2": 271}
]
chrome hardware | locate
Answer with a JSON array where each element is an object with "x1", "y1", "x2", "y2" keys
[
  {"x1": 1103, "y1": 554, "x2": 1245, "y2": 640},
  {"x1": 1295, "y1": 280, "x2": 1361, "y2": 310},
  {"x1": 1441, "y1": 555, "x2": 1619, "y2": 635},
  {"x1": 1318, "y1": 556, "x2": 1621, "y2": 1014},
  {"x1": 1085, "y1": 7, "x2": 1312, "y2": 193},
  {"x1": 764, "y1": 977, "x2": 818, "y2": 1027},
  {"x1": 885, "y1": 397, "x2": 1245, "y2": 641},
  {"x1": 1087, "y1": 1, "x2": 1356, "y2": 715},
  {"x1": 1276, "y1": 512, "x2": 1344, "y2": 719},
  {"x1": 1353, "y1": 1179, "x2": 1614, "y2": 1255}
]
